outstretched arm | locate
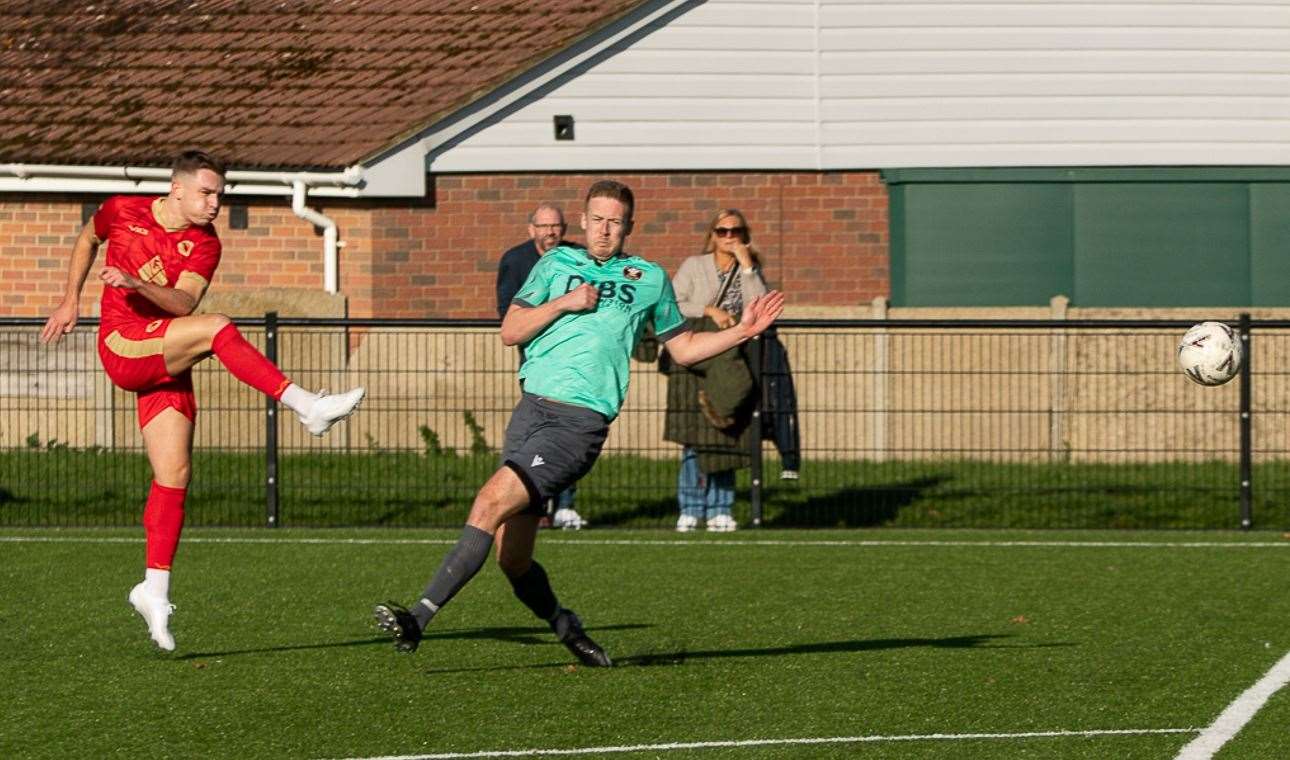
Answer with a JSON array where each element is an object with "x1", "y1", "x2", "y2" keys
[
  {"x1": 39, "y1": 224, "x2": 101, "y2": 344},
  {"x1": 663, "y1": 291, "x2": 785, "y2": 366},
  {"x1": 500, "y1": 283, "x2": 600, "y2": 346}
]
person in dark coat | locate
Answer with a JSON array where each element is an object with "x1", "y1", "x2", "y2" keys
[
  {"x1": 496, "y1": 204, "x2": 567, "y2": 319},
  {"x1": 664, "y1": 208, "x2": 769, "y2": 532}
]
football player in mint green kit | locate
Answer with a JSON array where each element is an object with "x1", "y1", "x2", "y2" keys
[{"x1": 375, "y1": 181, "x2": 785, "y2": 665}]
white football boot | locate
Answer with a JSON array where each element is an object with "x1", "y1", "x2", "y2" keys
[
  {"x1": 299, "y1": 387, "x2": 366, "y2": 437},
  {"x1": 129, "y1": 582, "x2": 176, "y2": 652}
]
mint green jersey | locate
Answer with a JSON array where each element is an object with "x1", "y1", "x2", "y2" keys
[{"x1": 512, "y1": 245, "x2": 688, "y2": 419}]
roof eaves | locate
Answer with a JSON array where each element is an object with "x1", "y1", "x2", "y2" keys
[{"x1": 354, "y1": 0, "x2": 669, "y2": 168}]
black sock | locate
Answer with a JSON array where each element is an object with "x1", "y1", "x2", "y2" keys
[
  {"x1": 413, "y1": 525, "x2": 494, "y2": 628},
  {"x1": 507, "y1": 561, "x2": 560, "y2": 622}
]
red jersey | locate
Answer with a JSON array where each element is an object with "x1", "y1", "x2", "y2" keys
[{"x1": 94, "y1": 195, "x2": 221, "y2": 328}]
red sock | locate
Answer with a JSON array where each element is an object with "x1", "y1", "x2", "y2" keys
[
  {"x1": 143, "y1": 481, "x2": 187, "y2": 570},
  {"x1": 210, "y1": 322, "x2": 291, "y2": 399}
]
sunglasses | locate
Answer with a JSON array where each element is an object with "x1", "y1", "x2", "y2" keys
[{"x1": 712, "y1": 226, "x2": 746, "y2": 238}]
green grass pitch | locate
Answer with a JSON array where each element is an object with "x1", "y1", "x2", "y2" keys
[{"x1": 3, "y1": 528, "x2": 1290, "y2": 759}]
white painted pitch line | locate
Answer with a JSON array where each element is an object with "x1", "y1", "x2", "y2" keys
[
  {"x1": 3, "y1": 535, "x2": 1290, "y2": 549},
  {"x1": 324, "y1": 727, "x2": 1197, "y2": 760},
  {"x1": 1173, "y1": 649, "x2": 1290, "y2": 760}
]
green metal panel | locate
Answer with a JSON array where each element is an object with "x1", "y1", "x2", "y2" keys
[
  {"x1": 1249, "y1": 185, "x2": 1290, "y2": 306},
  {"x1": 882, "y1": 167, "x2": 1290, "y2": 307},
  {"x1": 895, "y1": 183, "x2": 1072, "y2": 306},
  {"x1": 888, "y1": 183, "x2": 907, "y2": 305},
  {"x1": 1073, "y1": 184, "x2": 1249, "y2": 307},
  {"x1": 884, "y1": 167, "x2": 1290, "y2": 184}
]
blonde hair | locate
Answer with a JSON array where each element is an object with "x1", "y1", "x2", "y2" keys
[{"x1": 702, "y1": 208, "x2": 760, "y2": 267}]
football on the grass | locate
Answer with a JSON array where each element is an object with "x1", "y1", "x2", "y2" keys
[{"x1": 1178, "y1": 321, "x2": 1242, "y2": 386}]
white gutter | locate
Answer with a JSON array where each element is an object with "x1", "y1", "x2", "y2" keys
[
  {"x1": 0, "y1": 163, "x2": 363, "y2": 293},
  {"x1": 0, "y1": 163, "x2": 366, "y2": 197},
  {"x1": 290, "y1": 180, "x2": 343, "y2": 294}
]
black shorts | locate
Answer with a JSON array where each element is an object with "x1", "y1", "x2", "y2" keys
[{"x1": 503, "y1": 393, "x2": 609, "y2": 515}]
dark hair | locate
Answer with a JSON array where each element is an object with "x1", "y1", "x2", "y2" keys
[
  {"x1": 584, "y1": 180, "x2": 634, "y2": 220},
  {"x1": 172, "y1": 149, "x2": 226, "y2": 178}
]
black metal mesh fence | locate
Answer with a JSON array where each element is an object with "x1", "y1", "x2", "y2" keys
[{"x1": 4, "y1": 316, "x2": 1289, "y2": 530}]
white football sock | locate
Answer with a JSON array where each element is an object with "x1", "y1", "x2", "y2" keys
[
  {"x1": 143, "y1": 568, "x2": 170, "y2": 599},
  {"x1": 280, "y1": 383, "x2": 319, "y2": 416}
]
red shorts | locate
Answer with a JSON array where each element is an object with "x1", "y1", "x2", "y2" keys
[{"x1": 98, "y1": 319, "x2": 197, "y2": 428}]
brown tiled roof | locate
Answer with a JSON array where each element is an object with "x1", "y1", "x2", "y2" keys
[{"x1": 0, "y1": 0, "x2": 648, "y2": 170}]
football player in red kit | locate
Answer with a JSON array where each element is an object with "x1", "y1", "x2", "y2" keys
[{"x1": 40, "y1": 150, "x2": 365, "y2": 652}]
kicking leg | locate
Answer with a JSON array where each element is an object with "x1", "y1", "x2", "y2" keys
[
  {"x1": 497, "y1": 514, "x2": 552, "y2": 617},
  {"x1": 162, "y1": 313, "x2": 364, "y2": 436},
  {"x1": 497, "y1": 515, "x2": 612, "y2": 667},
  {"x1": 374, "y1": 465, "x2": 530, "y2": 653},
  {"x1": 129, "y1": 407, "x2": 194, "y2": 652}
]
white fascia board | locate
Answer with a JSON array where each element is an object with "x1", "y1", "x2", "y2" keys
[
  {"x1": 355, "y1": 141, "x2": 426, "y2": 197},
  {"x1": 0, "y1": 163, "x2": 371, "y2": 197},
  {"x1": 420, "y1": 0, "x2": 696, "y2": 171}
]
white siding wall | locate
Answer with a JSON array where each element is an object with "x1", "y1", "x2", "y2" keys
[{"x1": 428, "y1": 0, "x2": 1290, "y2": 171}]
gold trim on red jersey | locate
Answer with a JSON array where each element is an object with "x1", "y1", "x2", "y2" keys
[
  {"x1": 104, "y1": 330, "x2": 164, "y2": 359},
  {"x1": 176, "y1": 270, "x2": 210, "y2": 301},
  {"x1": 137, "y1": 255, "x2": 169, "y2": 286}
]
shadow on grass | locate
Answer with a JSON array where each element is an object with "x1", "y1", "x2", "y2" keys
[
  {"x1": 176, "y1": 637, "x2": 393, "y2": 659},
  {"x1": 618, "y1": 633, "x2": 1072, "y2": 667},
  {"x1": 174, "y1": 623, "x2": 651, "y2": 660},
  {"x1": 589, "y1": 476, "x2": 951, "y2": 528},
  {"x1": 419, "y1": 632, "x2": 1073, "y2": 674},
  {"x1": 763, "y1": 476, "x2": 950, "y2": 528},
  {"x1": 591, "y1": 496, "x2": 684, "y2": 526}
]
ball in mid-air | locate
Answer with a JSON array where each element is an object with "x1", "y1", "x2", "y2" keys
[{"x1": 1177, "y1": 321, "x2": 1242, "y2": 386}]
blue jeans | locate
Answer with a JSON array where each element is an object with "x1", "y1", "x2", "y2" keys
[
  {"x1": 556, "y1": 485, "x2": 576, "y2": 510},
  {"x1": 678, "y1": 446, "x2": 734, "y2": 519}
]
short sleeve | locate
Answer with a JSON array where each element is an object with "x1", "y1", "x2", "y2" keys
[
  {"x1": 182, "y1": 236, "x2": 221, "y2": 283},
  {"x1": 92, "y1": 196, "x2": 122, "y2": 241},
  {"x1": 651, "y1": 276, "x2": 688, "y2": 342},
  {"x1": 512, "y1": 254, "x2": 553, "y2": 308}
]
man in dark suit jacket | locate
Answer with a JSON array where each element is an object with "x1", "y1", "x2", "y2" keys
[{"x1": 495, "y1": 203, "x2": 585, "y2": 529}]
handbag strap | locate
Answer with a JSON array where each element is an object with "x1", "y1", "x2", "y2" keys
[{"x1": 708, "y1": 259, "x2": 738, "y2": 308}]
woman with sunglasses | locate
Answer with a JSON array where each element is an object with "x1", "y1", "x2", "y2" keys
[{"x1": 665, "y1": 209, "x2": 769, "y2": 532}]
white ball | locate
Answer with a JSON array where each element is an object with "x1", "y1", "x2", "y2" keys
[{"x1": 1177, "y1": 321, "x2": 1243, "y2": 386}]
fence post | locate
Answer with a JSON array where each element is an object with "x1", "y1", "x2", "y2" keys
[
  {"x1": 265, "y1": 311, "x2": 280, "y2": 528},
  {"x1": 748, "y1": 334, "x2": 764, "y2": 527},
  {"x1": 1238, "y1": 312, "x2": 1252, "y2": 530}
]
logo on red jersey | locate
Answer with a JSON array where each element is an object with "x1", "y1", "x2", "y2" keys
[
  {"x1": 128, "y1": 224, "x2": 149, "y2": 236},
  {"x1": 177, "y1": 240, "x2": 194, "y2": 257},
  {"x1": 145, "y1": 320, "x2": 163, "y2": 333},
  {"x1": 138, "y1": 256, "x2": 169, "y2": 286}
]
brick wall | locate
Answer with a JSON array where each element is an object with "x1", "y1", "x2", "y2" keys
[{"x1": 1, "y1": 171, "x2": 889, "y2": 319}]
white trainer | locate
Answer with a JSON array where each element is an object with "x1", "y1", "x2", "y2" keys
[
  {"x1": 128, "y1": 582, "x2": 176, "y2": 652},
  {"x1": 299, "y1": 387, "x2": 365, "y2": 437},
  {"x1": 706, "y1": 514, "x2": 738, "y2": 532},
  {"x1": 675, "y1": 514, "x2": 699, "y2": 533},
  {"x1": 553, "y1": 508, "x2": 586, "y2": 530}
]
